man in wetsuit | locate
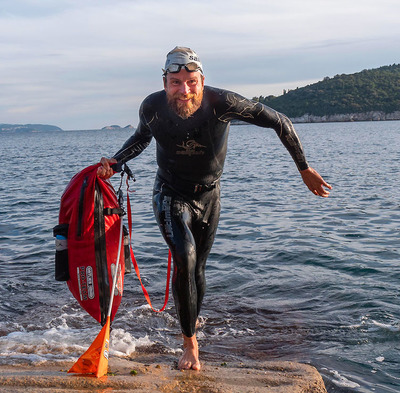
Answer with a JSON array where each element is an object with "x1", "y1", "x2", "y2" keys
[{"x1": 98, "y1": 46, "x2": 332, "y2": 371}]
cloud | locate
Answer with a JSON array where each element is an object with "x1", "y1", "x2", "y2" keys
[{"x1": 0, "y1": 0, "x2": 399, "y2": 129}]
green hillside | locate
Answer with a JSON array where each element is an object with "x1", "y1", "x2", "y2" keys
[{"x1": 255, "y1": 64, "x2": 400, "y2": 119}]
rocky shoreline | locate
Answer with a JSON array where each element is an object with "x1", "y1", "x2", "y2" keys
[
  {"x1": 0, "y1": 357, "x2": 327, "y2": 393},
  {"x1": 291, "y1": 110, "x2": 400, "y2": 123}
]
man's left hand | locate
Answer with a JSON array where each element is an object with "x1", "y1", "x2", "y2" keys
[{"x1": 300, "y1": 167, "x2": 332, "y2": 197}]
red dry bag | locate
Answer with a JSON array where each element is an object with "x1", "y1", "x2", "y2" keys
[{"x1": 53, "y1": 164, "x2": 130, "y2": 325}]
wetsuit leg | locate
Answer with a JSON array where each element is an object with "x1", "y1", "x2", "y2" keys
[
  {"x1": 153, "y1": 178, "x2": 221, "y2": 337},
  {"x1": 191, "y1": 191, "x2": 220, "y2": 315}
]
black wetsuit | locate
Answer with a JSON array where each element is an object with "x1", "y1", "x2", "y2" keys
[{"x1": 113, "y1": 86, "x2": 309, "y2": 337}]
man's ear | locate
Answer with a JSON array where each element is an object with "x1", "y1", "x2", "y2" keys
[{"x1": 163, "y1": 76, "x2": 167, "y2": 90}]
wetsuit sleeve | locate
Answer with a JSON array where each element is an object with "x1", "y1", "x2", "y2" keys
[
  {"x1": 112, "y1": 103, "x2": 153, "y2": 163},
  {"x1": 217, "y1": 90, "x2": 309, "y2": 171}
]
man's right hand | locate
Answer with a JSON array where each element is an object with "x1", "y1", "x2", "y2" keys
[{"x1": 97, "y1": 157, "x2": 117, "y2": 179}]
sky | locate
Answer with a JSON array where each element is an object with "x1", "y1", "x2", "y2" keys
[{"x1": 1, "y1": 0, "x2": 399, "y2": 130}]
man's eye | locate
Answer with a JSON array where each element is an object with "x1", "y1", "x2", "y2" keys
[{"x1": 188, "y1": 80, "x2": 197, "y2": 86}]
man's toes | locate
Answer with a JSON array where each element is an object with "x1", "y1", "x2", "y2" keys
[
  {"x1": 192, "y1": 361, "x2": 201, "y2": 371},
  {"x1": 178, "y1": 358, "x2": 191, "y2": 370}
]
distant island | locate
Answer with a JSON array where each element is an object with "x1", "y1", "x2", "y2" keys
[
  {"x1": 254, "y1": 64, "x2": 400, "y2": 123},
  {"x1": 102, "y1": 125, "x2": 134, "y2": 130},
  {"x1": 0, "y1": 123, "x2": 63, "y2": 133}
]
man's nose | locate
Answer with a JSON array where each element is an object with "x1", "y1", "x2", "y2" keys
[{"x1": 180, "y1": 82, "x2": 190, "y2": 95}]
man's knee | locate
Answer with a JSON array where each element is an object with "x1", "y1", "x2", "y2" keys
[{"x1": 172, "y1": 243, "x2": 197, "y2": 276}]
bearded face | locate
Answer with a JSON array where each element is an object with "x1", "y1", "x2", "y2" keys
[
  {"x1": 164, "y1": 71, "x2": 205, "y2": 119},
  {"x1": 166, "y1": 89, "x2": 204, "y2": 119}
]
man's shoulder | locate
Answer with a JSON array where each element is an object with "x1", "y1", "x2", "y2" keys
[
  {"x1": 138, "y1": 90, "x2": 166, "y2": 127},
  {"x1": 142, "y1": 90, "x2": 166, "y2": 106},
  {"x1": 204, "y1": 85, "x2": 246, "y2": 102},
  {"x1": 203, "y1": 86, "x2": 249, "y2": 113},
  {"x1": 204, "y1": 85, "x2": 228, "y2": 97},
  {"x1": 204, "y1": 85, "x2": 234, "y2": 106}
]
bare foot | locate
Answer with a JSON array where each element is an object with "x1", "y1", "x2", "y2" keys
[{"x1": 178, "y1": 334, "x2": 201, "y2": 371}]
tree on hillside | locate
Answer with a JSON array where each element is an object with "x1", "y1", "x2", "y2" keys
[{"x1": 254, "y1": 64, "x2": 400, "y2": 118}]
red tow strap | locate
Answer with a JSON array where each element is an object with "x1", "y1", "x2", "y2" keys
[{"x1": 126, "y1": 190, "x2": 171, "y2": 312}]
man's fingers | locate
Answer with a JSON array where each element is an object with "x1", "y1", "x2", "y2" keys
[
  {"x1": 98, "y1": 157, "x2": 117, "y2": 179},
  {"x1": 310, "y1": 184, "x2": 331, "y2": 197},
  {"x1": 315, "y1": 186, "x2": 330, "y2": 197},
  {"x1": 100, "y1": 156, "x2": 114, "y2": 169},
  {"x1": 97, "y1": 166, "x2": 108, "y2": 178}
]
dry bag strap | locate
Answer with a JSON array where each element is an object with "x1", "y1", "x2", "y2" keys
[
  {"x1": 103, "y1": 207, "x2": 124, "y2": 216},
  {"x1": 126, "y1": 189, "x2": 171, "y2": 312}
]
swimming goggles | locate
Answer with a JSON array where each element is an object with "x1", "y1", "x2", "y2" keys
[{"x1": 163, "y1": 62, "x2": 203, "y2": 75}]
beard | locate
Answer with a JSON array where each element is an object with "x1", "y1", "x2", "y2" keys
[{"x1": 167, "y1": 89, "x2": 204, "y2": 119}]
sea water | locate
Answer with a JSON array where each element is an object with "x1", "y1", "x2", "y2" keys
[{"x1": 0, "y1": 121, "x2": 399, "y2": 392}]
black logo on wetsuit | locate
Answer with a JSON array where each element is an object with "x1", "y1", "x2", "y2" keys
[{"x1": 176, "y1": 139, "x2": 206, "y2": 156}]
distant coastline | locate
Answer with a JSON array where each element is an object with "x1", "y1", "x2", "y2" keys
[
  {"x1": 290, "y1": 110, "x2": 400, "y2": 123},
  {"x1": 231, "y1": 111, "x2": 400, "y2": 125},
  {"x1": 0, "y1": 124, "x2": 135, "y2": 133},
  {"x1": 3, "y1": 114, "x2": 400, "y2": 133},
  {"x1": 0, "y1": 123, "x2": 63, "y2": 133}
]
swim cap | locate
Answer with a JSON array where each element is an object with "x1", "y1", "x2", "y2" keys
[{"x1": 163, "y1": 46, "x2": 203, "y2": 75}]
